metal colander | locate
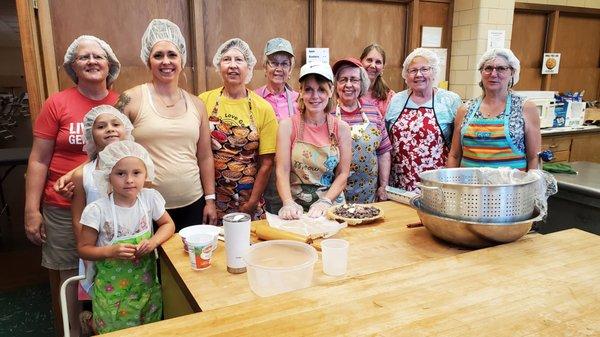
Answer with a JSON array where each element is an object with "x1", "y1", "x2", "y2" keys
[{"x1": 417, "y1": 168, "x2": 540, "y2": 223}]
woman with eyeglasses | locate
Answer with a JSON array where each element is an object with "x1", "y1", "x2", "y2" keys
[
  {"x1": 24, "y1": 35, "x2": 120, "y2": 336},
  {"x1": 447, "y1": 48, "x2": 540, "y2": 170},
  {"x1": 255, "y1": 37, "x2": 299, "y2": 215},
  {"x1": 359, "y1": 44, "x2": 395, "y2": 117},
  {"x1": 116, "y1": 19, "x2": 217, "y2": 229},
  {"x1": 199, "y1": 38, "x2": 278, "y2": 221},
  {"x1": 332, "y1": 58, "x2": 392, "y2": 203},
  {"x1": 385, "y1": 48, "x2": 462, "y2": 191}
]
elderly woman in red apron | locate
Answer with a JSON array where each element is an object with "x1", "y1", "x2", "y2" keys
[
  {"x1": 255, "y1": 37, "x2": 299, "y2": 215},
  {"x1": 385, "y1": 48, "x2": 462, "y2": 191},
  {"x1": 331, "y1": 58, "x2": 391, "y2": 203},
  {"x1": 199, "y1": 38, "x2": 278, "y2": 221},
  {"x1": 447, "y1": 48, "x2": 541, "y2": 170},
  {"x1": 276, "y1": 63, "x2": 352, "y2": 220}
]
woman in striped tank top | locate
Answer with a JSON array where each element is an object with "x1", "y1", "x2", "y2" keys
[{"x1": 447, "y1": 48, "x2": 541, "y2": 170}]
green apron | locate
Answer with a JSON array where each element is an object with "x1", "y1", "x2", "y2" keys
[{"x1": 92, "y1": 195, "x2": 162, "y2": 334}]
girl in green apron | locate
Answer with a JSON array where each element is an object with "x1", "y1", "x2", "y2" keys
[
  {"x1": 78, "y1": 141, "x2": 175, "y2": 334},
  {"x1": 276, "y1": 62, "x2": 352, "y2": 220}
]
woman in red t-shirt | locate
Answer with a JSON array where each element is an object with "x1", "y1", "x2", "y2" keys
[{"x1": 24, "y1": 35, "x2": 120, "y2": 336}]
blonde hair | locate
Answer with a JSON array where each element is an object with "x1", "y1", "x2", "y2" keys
[{"x1": 298, "y1": 74, "x2": 335, "y2": 114}]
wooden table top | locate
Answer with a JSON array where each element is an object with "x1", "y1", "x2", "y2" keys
[
  {"x1": 107, "y1": 229, "x2": 600, "y2": 336},
  {"x1": 158, "y1": 201, "x2": 471, "y2": 312}
]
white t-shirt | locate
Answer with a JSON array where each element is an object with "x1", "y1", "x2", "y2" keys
[{"x1": 80, "y1": 188, "x2": 166, "y2": 247}]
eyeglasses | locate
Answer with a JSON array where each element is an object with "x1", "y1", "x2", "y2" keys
[
  {"x1": 266, "y1": 60, "x2": 291, "y2": 70},
  {"x1": 74, "y1": 54, "x2": 107, "y2": 62},
  {"x1": 481, "y1": 65, "x2": 512, "y2": 75},
  {"x1": 337, "y1": 77, "x2": 361, "y2": 85},
  {"x1": 407, "y1": 67, "x2": 431, "y2": 76}
]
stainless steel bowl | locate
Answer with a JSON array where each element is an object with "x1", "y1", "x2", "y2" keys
[
  {"x1": 411, "y1": 197, "x2": 542, "y2": 248},
  {"x1": 418, "y1": 168, "x2": 540, "y2": 223}
]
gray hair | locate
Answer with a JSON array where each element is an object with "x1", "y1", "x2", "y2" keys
[
  {"x1": 477, "y1": 48, "x2": 521, "y2": 88},
  {"x1": 334, "y1": 64, "x2": 371, "y2": 98},
  {"x1": 212, "y1": 38, "x2": 257, "y2": 84},
  {"x1": 402, "y1": 48, "x2": 441, "y2": 85},
  {"x1": 63, "y1": 35, "x2": 120, "y2": 86}
]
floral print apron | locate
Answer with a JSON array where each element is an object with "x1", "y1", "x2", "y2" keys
[
  {"x1": 389, "y1": 91, "x2": 447, "y2": 191},
  {"x1": 209, "y1": 89, "x2": 264, "y2": 221},
  {"x1": 290, "y1": 115, "x2": 344, "y2": 211},
  {"x1": 92, "y1": 195, "x2": 161, "y2": 334},
  {"x1": 336, "y1": 105, "x2": 381, "y2": 203}
]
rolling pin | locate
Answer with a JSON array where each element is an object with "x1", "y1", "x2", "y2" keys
[{"x1": 251, "y1": 222, "x2": 322, "y2": 251}]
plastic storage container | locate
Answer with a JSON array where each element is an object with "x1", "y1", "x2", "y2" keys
[
  {"x1": 244, "y1": 240, "x2": 317, "y2": 297},
  {"x1": 179, "y1": 225, "x2": 221, "y2": 253}
]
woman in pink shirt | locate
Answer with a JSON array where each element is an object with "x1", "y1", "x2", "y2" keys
[
  {"x1": 276, "y1": 63, "x2": 351, "y2": 220},
  {"x1": 255, "y1": 37, "x2": 300, "y2": 214},
  {"x1": 359, "y1": 44, "x2": 395, "y2": 117}
]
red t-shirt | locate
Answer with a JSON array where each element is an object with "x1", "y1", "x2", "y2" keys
[{"x1": 33, "y1": 87, "x2": 119, "y2": 208}]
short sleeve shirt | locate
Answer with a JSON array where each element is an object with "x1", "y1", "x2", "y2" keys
[
  {"x1": 199, "y1": 87, "x2": 278, "y2": 155},
  {"x1": 33, "y1": 87, "x2": 119, "y2": 207},
  {"x1": 80, "y1": 189, "x2": 166, "y2": 247}
]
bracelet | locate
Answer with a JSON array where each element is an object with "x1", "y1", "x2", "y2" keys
[{"x1": 204, "y1": 194, "x2": 216, "y2": 200}]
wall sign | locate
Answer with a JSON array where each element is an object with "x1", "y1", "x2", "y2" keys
[
  {"x1": 486, "y1": 30, "x2": 506, "y2": 50},
  {"x1": 306, "y1": 48, "x2": 329, "y2": 64},
  {"x1": 542, "y1": 53, "x2": 561, "y2": 74}
]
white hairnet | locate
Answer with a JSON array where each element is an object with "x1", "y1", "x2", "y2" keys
[
  {"x1": 63, "y1": 35, "x2": 121, "y2": 86},
  {"x1": 94, "y1": 140, "x2": 155, "y2": 197},
  {"x1": 140, "y1": 19, "x2": 187, "y2": 67},
  {"x1": 402, "y1": 48, "x2": 441, "y2": 85},
  {"x1": 83, "y1": 105, "x2": 134, "y2": 159},
  {"x1": 477, "y1": 48, "x2": 521, "y2": 86},
  {"x1": 212, "y1": 38, "x2": 257, "y2": 84}
]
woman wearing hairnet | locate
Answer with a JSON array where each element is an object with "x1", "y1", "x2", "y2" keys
[
  {"x1": 199, "y1": 38, "x2": 278, "y2": 221},
  {"x1": 254, "y1": 37, "x2": 298, "y2": 215},
  {"x1": 116, "y1": 19, "x2": 217, "y2": 230},
  {"x1": 24, "y1": 35, "x2": 120, "y2": 336},
  {"x1": 447, "y1": 48, "x2": 541, "y2": 169},
  {"x1": 385, "y1": 48, "x2": 462, "y2": 191}
]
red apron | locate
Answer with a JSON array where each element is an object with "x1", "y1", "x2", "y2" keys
[{"x1": 389, "y1": 91, "x2": 447, "y2": 191}]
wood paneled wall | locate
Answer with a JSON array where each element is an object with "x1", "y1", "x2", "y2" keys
[
  {"x1": 512, "y1": 5, "x2": 600, "y2": 99},
  {"x1": 322, "y1": 0, "x2": 407, "y2": 91},
  {"x1": 36, "y1": 0, "x2": 452, "y2": 105}
]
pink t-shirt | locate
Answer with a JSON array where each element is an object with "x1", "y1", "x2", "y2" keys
[
  {"x1": 33, "y1": 87, "x2": 119, "y2": 208},
  {"x1": 360, "y1": 89, "x2": 395, "y2": 117},
  {"x1": 254, "y1": 85, "x2": 299, "y2": 120},
  {"x1": 290, "y1": 113, "x2": 339, "y2": 148}
]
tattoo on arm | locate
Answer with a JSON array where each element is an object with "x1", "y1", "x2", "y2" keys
[{"x1": 114, "y1": 93, "x2": 131, "y2": 113}]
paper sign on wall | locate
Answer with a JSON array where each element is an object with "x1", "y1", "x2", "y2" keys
[
  {"x1": 542, "y1": 53, "x2": 560, "y2": 74},
  {"x1": 306, "y1": 48, "x2": 329, "y2": 64},
  {"x1": 487, "y1": 30, "x2": 505, "y2": 50},
  {"x1": 421, "y1": 26, "x2": 443, "y2": 48}
]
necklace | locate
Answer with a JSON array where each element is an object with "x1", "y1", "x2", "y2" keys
[
  {"x1": 153, "y1": 84, "x2": 182, "y2": 108},
  {"x1": 304, "y1": 115, "x2": 326, "y2": 126}
]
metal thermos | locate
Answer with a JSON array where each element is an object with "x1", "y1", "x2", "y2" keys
[{"x1": 223, "y1": 212, "x2": 251, "y2": 274}]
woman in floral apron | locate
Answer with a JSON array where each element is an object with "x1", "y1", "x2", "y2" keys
[
  {"x1": 199, "y1": 38, "x2": 279, "y2": 222},
  {"x1": 331, "y1": 58, "x2": 391, "y2": 203},
  {"x1": 276, "y1": 63, "x2": 352, "y2": 220},
  {"x1": 386, "y1": 48, "x2": 462, "y2": 191},
  {"x1": 78, "y1": 141, "x2": 175, "y2": 334},
  {"x1": 448, "y1": 48, "x2": 540, "y2": 170}
]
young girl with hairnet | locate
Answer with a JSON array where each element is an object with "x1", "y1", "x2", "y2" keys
[{"x1": 77, "y1": 140, "x2": 175, "y2": 334}]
